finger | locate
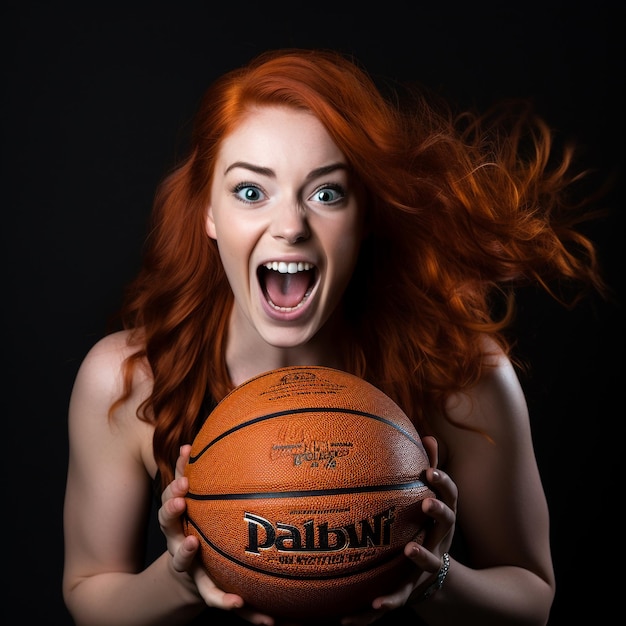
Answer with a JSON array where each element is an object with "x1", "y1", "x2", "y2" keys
[
  {"x1": 194, "y1": 572, "x2": 275, "y2": 624},
  {"x1": 157, "y1": 492, "x2": 187, "y2": 531},
  {"x1": 421, "y1": 435, "x2": 439, "y2": 468},
  {"x1": 232, "y1": 606, "x2": 276, "y2": 625},
  {"x1": 424, "y1": 467, "x2": 458, "y2": 510},
  {"x1": 184, "y1": 551, "x2": 275, "y2": 622},
  {"x1": 341, "y1": 581, "x2": 413, "y2": 625},
  {"x1": 421, "y1": 495, "x2": 455, "y2": 549},
  {"x1": 161, "y1": 474, "x2": 189, "y2": 505},
  {"x1": 371, "y1": 579, "x2": 416, "y2": 613},
  {"x1": 175, "y1": 444, "x2": 192, "y2": 479},
  {"x1": 195, "y1": 577, "x2": 247, "y2": 613},
  {"x1": 404, "y1": 542, "x2": 443, "y2": 579},
  {"x1": 171, "y1": 534, "x2": 200, "y2": 573}
]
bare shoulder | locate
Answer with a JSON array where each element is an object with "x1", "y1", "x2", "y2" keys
[
  {"x1": 72, "y1": 330, "x2": 148, "y2": 405},
  {"x1": 68, "y1": 329, "x2": 156, "y2": 475},
  {"x1": 69, "y1": 330, "x2": 153, "y2": 436},
  {"x1": 77, "y1": 329, "x2": 140, "y2": 377},
  {"x1": 436, "y1": 336, "x2": 531, "y2": 462}
]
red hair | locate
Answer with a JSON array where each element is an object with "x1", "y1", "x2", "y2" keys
[{"x1": 111, "y1": 49, "x2": 605, "y2": 491}]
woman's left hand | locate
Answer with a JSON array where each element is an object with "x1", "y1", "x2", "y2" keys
[{"x1": 340, "y1": 435, "x2": 458, "y2": 625}]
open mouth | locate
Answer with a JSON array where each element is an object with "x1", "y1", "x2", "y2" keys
[{"x1": 258, "y1": 261, "x2": 317, "y2": 312}]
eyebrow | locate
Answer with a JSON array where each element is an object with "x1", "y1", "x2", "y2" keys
[{"x1": 224, "y1": 161, "x2": 349, "y2": 181}]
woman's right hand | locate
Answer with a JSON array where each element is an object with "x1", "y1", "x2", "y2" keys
[{"x1": 158, "y1": 445, "x2": 276, "y2": 625}]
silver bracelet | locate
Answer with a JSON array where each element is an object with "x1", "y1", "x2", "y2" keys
[{"x1": 421, "y1": 552, "x2": 450, "y2": 601}]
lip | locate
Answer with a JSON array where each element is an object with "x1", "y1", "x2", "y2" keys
[{"x1": 256, "y1": 257, "x2": 320, "y2": 322}]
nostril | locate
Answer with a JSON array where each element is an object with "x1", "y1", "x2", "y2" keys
[{"x1": 269, "y1": 209, "x2": 310, "y2": 244}]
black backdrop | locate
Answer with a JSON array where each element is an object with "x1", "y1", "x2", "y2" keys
[{"x1": 2, "y1": 3, "x2": 622, "y2": 624}]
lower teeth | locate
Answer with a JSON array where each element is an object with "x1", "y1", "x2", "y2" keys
[{"x1": 267, "y1": 297, "x2": 307, "y2": 312}]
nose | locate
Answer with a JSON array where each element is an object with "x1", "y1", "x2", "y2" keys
[{"x1": 269, "y1": 202, "x2": 310, "y2": 244}]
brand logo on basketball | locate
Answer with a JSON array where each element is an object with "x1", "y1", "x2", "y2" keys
[
  {"x1": 271, "y1": 438, "x2": 353, "y2": 468},
  {"x1": 244, "y1": 506, "x2": 395, "y2": 554}
]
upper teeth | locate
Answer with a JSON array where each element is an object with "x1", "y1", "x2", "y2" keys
[{"x1": 264, "y1": 261, "x2": 312, "y2": 274}]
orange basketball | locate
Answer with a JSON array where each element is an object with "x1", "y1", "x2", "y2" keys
[{"x1": 184, "y1": 366, "x2": 434, "y2": 621}]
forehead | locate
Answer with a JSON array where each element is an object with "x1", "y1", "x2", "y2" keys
[{"x1": 217, "y1": 106, "x2": 346, "y2": 171}]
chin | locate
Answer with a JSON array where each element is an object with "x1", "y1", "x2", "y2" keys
[{"x1": 259, "y1": 325, "x2": 318, "y2": 350}]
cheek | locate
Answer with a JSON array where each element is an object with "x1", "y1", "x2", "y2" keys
[
  {"x1": 329, "y1": 229, "x2": 362, "y2": 285},
  {"x1": 213, "y1": 220, "x2": 259, "y2": 280},
  {"x1": 216, "y1": 243, "x2": 246, "y2": 298},
  {"x1": 337, "y1": 213, "x2": 364, "y2": 260},
  {"x1": 215, "y1": 235, "x2": 241, "y2": 272}
]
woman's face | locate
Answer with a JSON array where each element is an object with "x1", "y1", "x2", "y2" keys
[{"x1": 207, "y1": 105, "x2": 364, "y2": 349}]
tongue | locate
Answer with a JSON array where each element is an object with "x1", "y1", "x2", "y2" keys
[{"x1": 264, "y1": 271, "x2": 310, "y2": 308}]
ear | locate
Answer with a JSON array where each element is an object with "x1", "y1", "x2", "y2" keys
[{"x1": 205, "y1": 205, "x2": 217, "y2": 240}]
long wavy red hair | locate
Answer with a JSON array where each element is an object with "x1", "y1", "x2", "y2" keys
[{"x1": 111, "y1": 49, "x2": 605, "y2": 491}]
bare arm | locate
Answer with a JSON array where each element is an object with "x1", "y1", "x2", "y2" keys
[
  {"x1": 411, "y1": 347, "x2": 555, "y2": 625},
  {"x1": 62, "y1": 332, "x2": 208, "y2": 626}
]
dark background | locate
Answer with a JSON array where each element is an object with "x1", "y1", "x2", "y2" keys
[{"x1": 2, "y1": 3, "x2": 622, "y2": 624}]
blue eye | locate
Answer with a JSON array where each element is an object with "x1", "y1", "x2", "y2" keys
[
  {"x1": 310, "y1": 184, "x2": 345, "y2": 204},
  {"x1": 233, "y1": 184, "x2": 265, "y2": 203}
]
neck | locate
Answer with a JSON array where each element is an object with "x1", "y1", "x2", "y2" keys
[{"x1": 225, "y1": 311, "x2": 348, "y2": 387}]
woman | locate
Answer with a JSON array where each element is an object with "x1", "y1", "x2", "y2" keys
[{"x1": 62, "y1": 48, "x2": 604, "y2": 625}]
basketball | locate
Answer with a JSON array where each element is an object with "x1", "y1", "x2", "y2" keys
[{"x1": 184, "y1": 365, "x2": 435, "y2": 620}]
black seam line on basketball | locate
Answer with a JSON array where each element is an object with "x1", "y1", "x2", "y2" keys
[
  {"x1": 185, "y1": 514, "x2": 426, "y2": 582},
  {"x1": 186, "y1": 479, "x2": 427, "y2": 500},
  {"x1": 189, "y1": 407, "x2": 422, "y2": 463}
]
